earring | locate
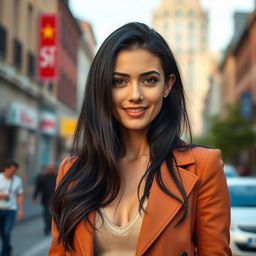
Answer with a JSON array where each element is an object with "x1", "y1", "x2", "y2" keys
[{"x1": 163, "y1": 92, "x2": 169, "y2": 98}]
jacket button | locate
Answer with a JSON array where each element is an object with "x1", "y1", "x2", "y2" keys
[{"x1": 180, "y1": 252, "x2": 188, "y2": 256}]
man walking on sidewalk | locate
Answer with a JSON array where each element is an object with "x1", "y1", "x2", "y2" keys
[
  {"x1": 0, "y1": 161, "x2": 23, "y2": 256},
  {"x1": 33, "y1": 164, "x2": 56, "y2": 235}
]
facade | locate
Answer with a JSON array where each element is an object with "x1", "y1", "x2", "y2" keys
[
  {"x1": 202, "y1": 52, "x2": 222, "y2": 134},
  {"x1": 233, "y1": 9, "x2": 256, "y2": 172},
  {"x1": 0, "y1": 0, "x2": 95, "y2": 193},
  {"x1": 0, "y1": 0, "x2": 58, "y2": 193},
  {"x1": 152, "y1": 0, "x2": 211, "y2": 135},
  {"x1": 218, "y1": 9, "x2": 256, "y2": 173}
]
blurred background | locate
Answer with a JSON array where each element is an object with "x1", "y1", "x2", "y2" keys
[{"x1": 0, "y1": 0, "x2": 255, "y2": 255}]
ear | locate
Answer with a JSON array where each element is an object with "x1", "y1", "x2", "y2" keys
[{"x1": 163, "y1": 74, "x2": 176, "y2": 97}]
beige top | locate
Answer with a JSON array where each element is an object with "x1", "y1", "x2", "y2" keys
[{"x1": 94, "y1": 204, "x2": 147, "y2": 256}]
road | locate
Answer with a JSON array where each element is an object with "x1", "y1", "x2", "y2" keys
[{"x1": 0, "y1": 216, "x2": 51, "y2": 256}]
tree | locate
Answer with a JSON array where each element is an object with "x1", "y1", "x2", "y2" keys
[{"x1": 198, "y1": 104, "x2": 255, "y2": 162}]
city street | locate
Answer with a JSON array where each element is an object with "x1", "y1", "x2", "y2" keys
[{"x1": 0, "y1": 216, "x2": 51, "y2": 256}]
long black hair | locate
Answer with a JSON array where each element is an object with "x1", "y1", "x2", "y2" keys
[{"x1": 50, "y1": 22, "x2": 192, "y2": 251}]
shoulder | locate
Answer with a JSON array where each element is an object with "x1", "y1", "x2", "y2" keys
[
  {"x1": 56, "y1": 156, "x2": 77, "y2": 185},
  {"x1": 174, "y1": 145, "x2": 222, "y2": 165},
  {"x1": 13, "y1": 175, "x2": 22, "y2": 184},
  {"x1": 174, "y1": 145, "x2": 223, "y2": 178},
  {"x1": 190, "y1": 146, "x2": 221, "y2": 163}
]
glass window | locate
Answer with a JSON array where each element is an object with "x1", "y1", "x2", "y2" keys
[
  {"x1": 175, "y1": 9, "x2": 182, "y2": 17},
  {"x1": 188, "y1": 22, "x2": 194, "y2": 31},
  {"x1": 188, "y1": 9, "x2": 194, "y2": 16}
]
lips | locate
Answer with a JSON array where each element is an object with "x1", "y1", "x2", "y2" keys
[{"x1": 123, "y1": 106, "x2": 148, "y2": 117}]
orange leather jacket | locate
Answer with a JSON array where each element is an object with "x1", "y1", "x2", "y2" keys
[{"x1": 49, "y1": 147, "x2": 232, "y2": 256}]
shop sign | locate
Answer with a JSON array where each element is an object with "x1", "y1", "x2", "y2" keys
[
  {"x1": 60, "y1": 117, "x2": 77, "y2": 137},
  {"x1": 37, "y1": 13, "x2": 58, "y2": 80},
  {"x1": 40, "y1": 112, "x2": 57, "y2": 135},
  {"x1": 5, "y1": 102, "x2": 38, "y2": 130}
]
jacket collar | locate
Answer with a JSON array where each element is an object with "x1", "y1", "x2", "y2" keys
[
  {"x1": 74, "y1": 148, "x2": 198, "y2": 256},
  {"x1": 135, "y1": 148, "x2": 198, "y2": 255}
]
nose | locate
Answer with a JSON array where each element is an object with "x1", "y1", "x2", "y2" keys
[{"x1": 129, "y1": 83, "x2": 143, "y2": 103}]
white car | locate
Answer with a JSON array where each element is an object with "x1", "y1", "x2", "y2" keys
[{"x1": 227, "y1": 177, "x2": 256, "y2": 256}]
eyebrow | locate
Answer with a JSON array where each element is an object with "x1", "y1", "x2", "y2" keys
[{"x1": 113, "y1": 70, "x2": 161, "y2": 77}]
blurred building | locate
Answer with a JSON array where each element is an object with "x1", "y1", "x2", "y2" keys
[
  {"x1": 0, "y1": 0, "x2": 95, "y2": 193},
  {"x1": 202, "y1": 51, "x2": 222, "y2": 134},
  {"x1": 152, "y1": 0, "x2": 211, "y2": 135},
  {"x1": 208, "y1": 9, "x2": 256, "y2": 173}
]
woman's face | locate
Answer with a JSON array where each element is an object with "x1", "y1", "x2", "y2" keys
[{"x1": 112, "y1": 48, "x2": 175, "y2": 132}]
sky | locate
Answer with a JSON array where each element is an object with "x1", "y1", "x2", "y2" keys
[{"x1": 69, "y1": 0, "x2": 255, "y2": 51}]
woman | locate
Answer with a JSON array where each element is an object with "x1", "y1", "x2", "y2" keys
[{"x1": 49, "y1": 22, "x2": 231, "y2": 256}]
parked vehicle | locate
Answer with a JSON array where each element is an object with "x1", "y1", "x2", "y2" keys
[
  {"x1": 227, "y1": 177, "x2": 256, "y2": 256},
  {"x1": 224, "y1": 164, "x2": 238, "y2": 177}
]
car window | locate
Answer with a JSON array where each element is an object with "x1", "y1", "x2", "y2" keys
[{"x1": 228, "y1": 185, "x2": 256, "y2": 207}]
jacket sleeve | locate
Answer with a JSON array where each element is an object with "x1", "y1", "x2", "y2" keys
[
  {"x1": 195, "y1": 149, "x2": 232, "y2": 256},
  {"x1": 48, "y1": 158, "x2": 70, "y2": 256}
]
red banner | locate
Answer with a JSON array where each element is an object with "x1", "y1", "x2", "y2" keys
[{"x1": 37, "y1": 14, "x2": 58, "y2": 80}]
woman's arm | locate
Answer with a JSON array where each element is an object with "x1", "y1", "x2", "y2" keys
[{"x1": 195, "y1": 149, "x2": 232, "y2": 256}]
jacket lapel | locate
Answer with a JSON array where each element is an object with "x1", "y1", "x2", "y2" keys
[
  {"x1": 136, "y1": 149, "x2": 198, "y2": 256},
  {"x1": 73, "y1": 149, "x2": 198, "y2": 256}
]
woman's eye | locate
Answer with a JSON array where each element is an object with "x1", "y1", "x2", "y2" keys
[
  {"x1": 112, "y1": 78, "x2": 126, "y2": 87},
  {"x1": 144, "y1": 77, "x2": 159, "y2": 85}
]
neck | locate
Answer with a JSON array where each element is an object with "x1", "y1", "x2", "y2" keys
[{"x1": 121, "y1": 128, "x2": 149, "y2": 161}]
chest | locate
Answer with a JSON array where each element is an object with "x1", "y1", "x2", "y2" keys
[
  {"x1": 103, "y1": 158, "x2": 148, "y2": 227},
  {"x1": 0, "y1": 177, "x2": 17, "y2": 193}
]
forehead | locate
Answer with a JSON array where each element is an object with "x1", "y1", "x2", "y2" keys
[
  {"x1": 8, "y1": 165, "x2": 17, "y2": 170},
  {"x1": 114, "y1": 48, "x2": 163, "y2": 74}
]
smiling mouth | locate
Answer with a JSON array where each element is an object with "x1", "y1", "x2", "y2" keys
[{"x1": 122, "y1": 107, "x2": 148, "y2": 117}]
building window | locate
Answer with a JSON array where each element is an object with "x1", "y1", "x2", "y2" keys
[
  {"x1": 175, "y1": 9, "x2": 182, "y2": 17},
  {"x1": 48, "y1": 82, "x2": 54, "y2": 92},
  {"x1": 13, "y1": 38, "x2": 22, "y2": 69},
  {"x1": 0, "y1": 25, "x2": 7, "y2": 59},
  {"x1": 188, "y1": 9, "x2": 194, "y2": 16},
  {"x1": 27, "y1": 51, "x2": 35, "y2": 77},
  {"x1": 188, "y1": 22, "x2": 194, "y2": 31}
]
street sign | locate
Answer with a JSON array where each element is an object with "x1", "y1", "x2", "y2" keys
[{"x1": 37, "y1": 13, "x2": 58, "y2": 81}]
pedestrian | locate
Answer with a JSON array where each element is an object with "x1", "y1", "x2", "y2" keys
[
  {"x1": 0, "y1": 160, "x2": 23, "y2": 256},
  {"x1": 33, "y1": 164, "x2": 56, "y2": 235},
  {"x1": 49, "y1": 22, "x2": 232, "y2": 255}
]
